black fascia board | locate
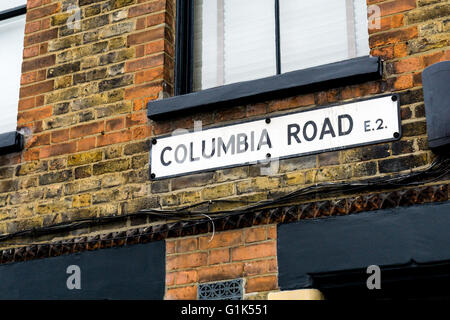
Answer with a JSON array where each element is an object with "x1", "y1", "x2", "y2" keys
[
  {"x1": 0, "y1": 131, "x2": 24, "y2": 155},
  {"x1": 0, "y1": 5, "x2": 27, "y2": 21},
  {"x1": 147, "y1": 55, "x2": 382, "y2": 120}
]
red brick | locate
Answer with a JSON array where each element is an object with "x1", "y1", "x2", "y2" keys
[
  {"x1": 96, "y1": 130, "x2": 132, "y2": 147},
  {"x1": 413, "y1": 72, "x2": 422, "y2": 87},
  {"x1": 23, "y1": 45, "x2": 40, "y2": 59},
  {"x1": 243, "y1": 259, "x2": 278, "y2": 276},
  {"x1": 394, "y1": 43, "x2": 408, "y2": 58},
  {"x1": 132, "y1": 125, "x2": 152, "y2": 140},
  {"x1": 127, "y1": 28, "x2": 165, "y2": 46},
  {"x1": 175, "y1": 270, "x2": 198, "y2": 285},
  {"x1": 267, "y1": 226, "x2": 276, "y2": 240},
  {"x1": 369, "y1": 26, "x2": 418, "y2": 48},
  {"x1": 166, "y1": 272, "x2": 175, "y2": 286},
  {"x1": 165, "y1": 286, "x2": 197, "y2": 300},
  {"x1": 17, "y1": 105, "x2": 53, "y2": 124},
  {"x1": 124, "y1": 82, "x2": 162, "y2": 100},
  {"x1": 422, "y1": 51, "x2": 446, "y2": 68},
  {"x1": 166, "y1": 241, "x2": 176, "y2": 254},
  {"x1": 41, "y1": 18, "x2": 50, "y2": 30},
  {"x1": 231, "y1": 242, "x2": 277, "y2": 261},
  {"x1": 125, "y1": 54, "x2": 164, "y2": 73},
  {"x1": 77, "y1": 137, "x2": 96, "y2": 152},
  {"x1": 37, "y1": 70, "x2": 47, "y2": 82},
  {"x1": 246, "y1": 103, "x2": 268, "y2": 117},
  {"x1": 152, "y1": 119, "x2": 172, "y2": 135},
  {"x1": 245, "y1": 276, "x2": 278, "y2": 293},
  {"x1": 394, "y1": 56, "x2": 422, "y2": 73},
  {"x1": 136, "y1": 44, "x2": 145, "y2": 58},
  {"x1": 22, "y1": 55, "x2": 56, "y2": 73},
  {"x1": 21, "y1": 72, "x2": 37, "y2": 85},
  {"x1": 215, "y1": 106, "x2": 246, "y2": 123},
  {"x1": 341, "y1": 85, "x2": 356, "y2": 100},
  {"x1": 371, "y1": 46, "x2": 395, "y2": 60},
  {"x1": 35, "y1": 95, "x2": 45, "y2": 107},
  {"x1": 24, "y1": 28, "x2": 58, "y2": 46},
  {"x1": 369, "y1": 14, "x2": 405, "y2": 35},
  {"x1": 26, "y1": 3, "x2": 60, "y2": 22},
  {"x1": 27, "y1": 0, "x2": 42, "y2": 10},
  {"x1": 166, "y1": 252, "x2": 208, "y2": 271},
  {"x1": 269, "y1": 94, "x2": 315, "y2": 112},
  {"x1": 135, "y1": 66, "x2": 164, "y2": 84},
  {"x1": 146, "y1": 12, "x2": 168, "y2": 27},
  {"x1": 176, "y1": 238, "x2": 198, "y2": 253},
  {"x1": 378, "y1": 0, "x2": 416, "y2": 16},
  {"x1": 209, "y1": 248, "x2": 230, "y2": 265},
  {"x1": 24, "y1": 149, "x2": 40, "y2": 161},
  {"x1": 128, "y1": 2, "x2": 166, "y2": 18},
  {"x1": 198, "y1": 263, "x2": 244, "y2": 283},
  {"x1": 199, "y1": 230, "x2": 243, "y2": 250},
  {"x1": 106, "y1": 117, "x2": 125, "y2": 132},
  {"x1": 136, "y1": 17, "x2": 146, "y2": 30},
  {"x1": 126, "y1": 112, "x2": 147, "y2": 127},
  {"x1": 40, "y1": 142, "x2": 77, "y2": 158},
  {"x1": 25, "y1": 133, "x2": 51, "y2": 148},
  {"x1": 40, "y1": 43, "x2": 48, "y2": 55},
  {"x1": 18, "y1": 98, "x2": 36, "y2": 111},
  {"x1": 392, "y1": 74, "x2": 414, "y2": 90},
  {"x1": 144, "y1": 39, "x2": 165, "y2": 55},
  {"x1": 245, "y1": 227, "x2": 267, "y2": 243},
  {"x1": 25, "y1": 21, "x2": 41, "y2": 34},
  {"x1": 51, "y1": 129, "x2": 70, "y2": 143},
  {"x1": 70, "y1": 121, "x2": 105, "y2": 139}
]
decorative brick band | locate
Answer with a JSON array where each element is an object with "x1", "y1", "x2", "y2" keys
[{"x1": 0, "y1": 183, "x2": 447, "y2": 265}]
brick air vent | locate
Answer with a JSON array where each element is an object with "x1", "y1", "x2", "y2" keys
[{"x1": 198, "y1": 279, "x2": 243, "y2": 300}]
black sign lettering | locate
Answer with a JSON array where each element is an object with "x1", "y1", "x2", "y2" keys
[
  {"x1": 218, "y1": 135, "x2": 236, "y2": 157},
  {"x1": 287, "y1": 124, "x2": 301, "y2": 145},
  {"x1": 320, "y1": 117, "x2": 336, "y2": 140},
  {"x1": 303, "y1": 121, "x2": 317, "y2": 142},
  {"x1": 257, "y1": 129, "x2": 272, "y2": 150},
  {"x1": 160, "y1": 146, "x2": 172, "y2": 166},
  {"x1": 202, "y1": 138, "x2": 216, "y2": 159},
  {"x1": 174, "y1": 144, "x2": 187, "y2": 164},
  {"x1": 339, "y1": 114, "x2": 354, "y2": 135}
]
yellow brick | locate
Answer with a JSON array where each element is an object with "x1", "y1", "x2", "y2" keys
[
  {"x1": 202, "y1": 183, "x2": 235, "y2": 200},
  {"x1": 72, "y1": 194, "x2": 92, "y2": 208}
]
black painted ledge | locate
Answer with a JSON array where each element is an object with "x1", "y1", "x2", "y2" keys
[
  {"x1": 0, "y1": 5, "x2": 27, "y2": 21},
  {"x1": 147, "y1": 56, "x2": 383, "y2": 120},
  {"x1": 0, "y1": 131, "x2": 24, "y2": 155}
]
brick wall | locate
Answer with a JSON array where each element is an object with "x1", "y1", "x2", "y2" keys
[
  {"x1": 149, "y1": 0, "x2": 449, "y2": 210},
  {"x1": 0, "y1": 0, "x2": 174, "y2": 236},
  {"x1": 165, "y1": 225, "x2": 278, "y2": 300},
  {"x1": 0, "y1": 0, "x2": 448, "y2": 298}
]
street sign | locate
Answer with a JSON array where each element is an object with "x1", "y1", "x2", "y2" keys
[{"x1": 150, "y1": 95, "x2": 400, "y2": 179}]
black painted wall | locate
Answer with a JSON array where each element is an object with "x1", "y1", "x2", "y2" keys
[
  {"x1": 0, "y1": 241, "x2": 165, "y2": 299},
  {"x1": 277, "y1": 201, "x2": 450, "y2": 291}
]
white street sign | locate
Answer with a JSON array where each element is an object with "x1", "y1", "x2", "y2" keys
[{"x1": 150, "y1": 95, "x2": 400, "y2": 179}]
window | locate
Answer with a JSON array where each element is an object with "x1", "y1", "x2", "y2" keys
[
  {"x1": 181, "y1": 0, "x2": 370, "y2": 93},
  {"x1": 0, "y1": 0, "x2": 26, "y2": 153},
  {"x1": 149, "y1": 0, "x2": 380, "y2": 119}
]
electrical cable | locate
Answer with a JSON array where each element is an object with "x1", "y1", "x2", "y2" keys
[{"x1": 0, "y1": 153, "x2": 448, "y2": 246}]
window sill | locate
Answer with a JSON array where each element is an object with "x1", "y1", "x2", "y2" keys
[
  {"x1": 0, "y1": 131, "x2": 24, "y2": 155},
  {"x1": 147, "y1": 56, "x2": 383, "y2": 120}
]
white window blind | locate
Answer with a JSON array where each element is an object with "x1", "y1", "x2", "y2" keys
[
  {"x1": 0, "y1": 13, "x2": 26, "y2": 134},
  {"x1": 193, "y1": 0, "x2": 370, "y2": 91},
  {"x1": 193, "y1": 0, "x2": 276, "y2": 91},
  {"x1": 280, "y1": 0, "x2": 370, "y2": 73}
]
